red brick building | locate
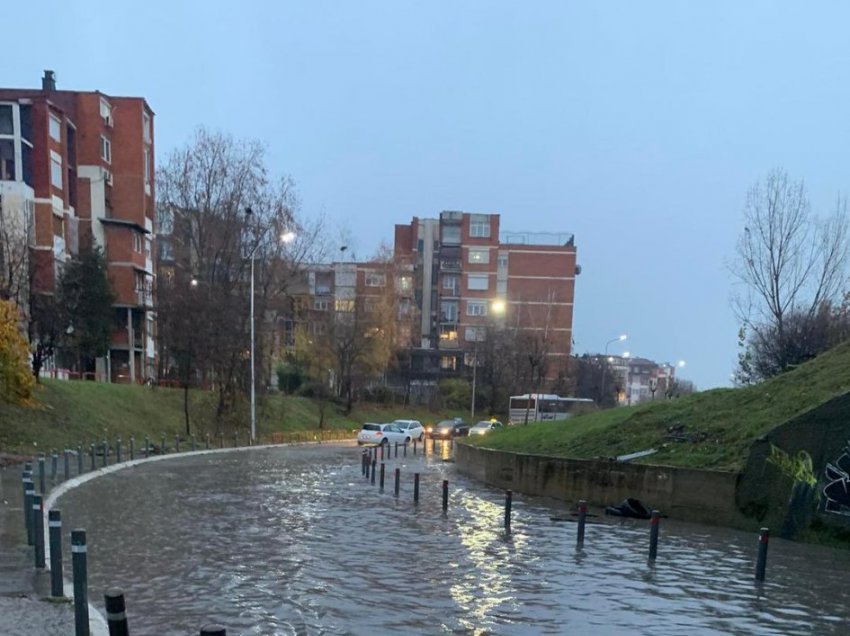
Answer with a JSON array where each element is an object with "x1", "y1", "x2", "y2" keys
[
  {"x1": 0, "y1": 71, "x2": 155, "y2": 382},
  {"x1": 394, "y1": 211, "x2": 578, "y2": 384}
]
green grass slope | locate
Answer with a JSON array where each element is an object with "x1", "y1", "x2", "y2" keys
[
  {"x1": 466, "y1": 341, "x2": 850, "y2": 471},
  {"x1": 0, "y1": 380, "x2": 459, "y2": 455}
]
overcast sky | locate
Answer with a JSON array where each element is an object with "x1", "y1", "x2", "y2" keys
[{"x1": 7, "y1": 1, "x2": 850, "y2": 390}]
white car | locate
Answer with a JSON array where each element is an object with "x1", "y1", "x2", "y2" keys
[
  {"x1": 357, "y1": 423, "x2": 412, "y2": 446},
  {"x1": 392, "y1": 419, "x2": 424, "y2": 441},
  {"x1": 469, "y1": 420, "x2": 504, "y2": 436}
]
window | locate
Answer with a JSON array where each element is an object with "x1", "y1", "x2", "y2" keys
[
  {"x1": 440, "y1": 356, "x2": 457, "y2": 371},
  {"x1": 442, "y1": 224, "x2": 461, "y2": 244},
  {"x1": 50, "y1": 152, "x2": 62, "y2": 189},
  {"x1": 314, "y1": 299, "x2": 329, "y2": 311},
  {"x1": 144, "y1": 149, "x2": 150, "y2": 184},
  {"x1": 365, "y1": 272, "x2": 386, "y2": 287},
  {"x1": 0, "y1": 140, "x2": 15, "y2": 181},
  {"x1": 398, "y1": 275, "x2": 412, "y2": 292},
  {"x1": 442, "y1": 275, "x2": 459, "y2": 293},
  {"x1": 465, "y1": 327, "x2": 486, "y2": 342},
  {"x1": 467, "y1": 301, "x2": 488, "y2": 316},
  {"x1": 100, "y1": 136, "x2": 112, "y2": 163},
  {"x1": 467, "y1": 274, "x2": 489, "y2": 291},
  {"x1": 49, "y1": 115, "x2": 61, "y2": 142},
  {"x1": 0, "y1": 105, "x2": 12, "y2": 135},
  {"x1": 133, "y1": 233, "x2": 142, "y2": 253},
  {"x1": 468, "y1": 248, "x2": 489, "y2": 264},
  {"x1": 441, "y1": 300, "x2": 458, "y2": 322},
  {"x1": 143, "y1": 112, "x2": 152, "y2": 143},
  {"x1": 100, "y1": 99, "x2": 112, "y2": 125},
  {"x1": 364, "y1": 298, "x2": 379, "y2": 313},
  {"x1": 497, "y1": 280, "x2": 507, "y2": 295},
  {"x1": 498, "y1": 253, "x2": 508, "y2": 269},
  {"x1": 335, "y1": 299, "x2": 355, "y2": 312},
  {"x1": 470, "y1": 214, "x2": 491, "y2": 238}
]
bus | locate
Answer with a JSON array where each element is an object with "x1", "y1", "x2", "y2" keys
[{"x1": 508, "y1": 394, "x2": 595, "y2": 424}]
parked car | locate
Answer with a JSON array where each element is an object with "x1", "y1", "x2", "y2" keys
[
  {"x1": 392, "y1": 419, "x2": 424, "y2": 441},
  {"x1": 469, "y1": 420, "x2": 504, "y2": 436},
  {"x1": 430, "y1": 419, "x2": 469, "y2": 439},
  {"x1": 357, "y1": 423, "x2": 412, "y2": 446}
]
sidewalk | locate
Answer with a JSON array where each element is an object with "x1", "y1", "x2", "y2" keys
[{"x1": 0, "y1": 456, "x2": 91, "y2": 635}]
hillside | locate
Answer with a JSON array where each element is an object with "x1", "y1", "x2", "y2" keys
[
  {"x1": 466, "y1": 340, "x2": 850, "y2": 471},
  {"x1": 0, "y1": 380, "x2": 458, "y2": 455}
]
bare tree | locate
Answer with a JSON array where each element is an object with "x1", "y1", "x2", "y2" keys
[
  {"x1": 732, "y1": 168, "x2": 849, "y2": 381},
  {"x1": 0, "y1": 195, "x2": 31, "y2": 311}
]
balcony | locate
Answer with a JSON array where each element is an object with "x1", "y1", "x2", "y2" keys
[
  {"x1": 136, "y1": 289, "x2": 153, "y2": 308},
  {"x1": 440, "y1": 259, "x2": 461, "y2": 272}
]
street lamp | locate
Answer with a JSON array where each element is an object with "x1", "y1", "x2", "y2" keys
[
  {"x1": 471, "y1": 298, "x2": 506, "y2": 420},
  {"x1": 600, "y1": 334, "x2": 627, "y2": 406}
]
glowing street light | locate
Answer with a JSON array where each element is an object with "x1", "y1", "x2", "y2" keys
[{"x1": 601, "y1": 334, "x2": 628, "y2": 407}]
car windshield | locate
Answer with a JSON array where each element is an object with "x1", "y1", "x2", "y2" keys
[
  {"x1": 473, "y1": 422, "x2": 490, "y2": 428},
  {"x1": 437, "y1": 420, "x2": 455, "y2": 427},
  {"x1": 362, "y1": 424, "x2": 380, "y2": 431}
]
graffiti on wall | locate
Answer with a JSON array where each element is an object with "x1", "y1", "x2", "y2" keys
[{"x1": 823, "y1": 443, "x2": 850, "y2": 515}]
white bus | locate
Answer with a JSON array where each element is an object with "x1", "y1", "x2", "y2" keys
[{"x1": 508, "y1": 394, "x2": 595, "y2": 424}]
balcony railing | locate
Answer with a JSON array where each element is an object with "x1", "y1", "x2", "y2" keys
[
  {"x1": 440, "y1": 259, "x2": 461, "y2": 271},
  {"x1": 136, "y1": 289, "x2": 153, "y2": 307}
]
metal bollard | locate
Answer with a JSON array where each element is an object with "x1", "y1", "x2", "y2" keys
[
  {"x1": 23, "y1": 476, "x2": 34, "y2": 545},
  {"x1": 71, "y1": 529, "x2": 90, "y2": 636},
  {"x1": 380, "y1": 463, "x2": 385, "y2": 491},
  {"x1": 33, "y1": 494, "x2": 45, "y2": 568},
  {"x1": 145, "y1": 435, "x2": 150, "y2": 459},
  {"x1": 414, "y1": 473, "x2": 420, "y2": 504},
  {"x1": 129, "y1": 436, "x2": 135, "y2": 461},
  {"x1": 104, "y1": 588, "x2": 130, "y2": 636},
  {"x1": 576, "y1": 500, "x2": 587, "y2": 547},
  {"x1": 200, "y1": 626, "x2": 226, "y2": 635},
  {"x1": 101, "y1": 440, "x2": 108, "y2": 467},
  {"x1": 77, "y1": 445, "x2": 84, "y2": 474},
  {"x1": 403, "y1": 442, "x2": 407, "y2": 457},
  {"x1": 116, "y1": 438, "x2": 122, "y2": 463},
  {"x1": 413, "y1": 439, "x2": 417, "y2": 456},
  {"x1": 89, "y1": 445, "x2": 96, "y2": 471},
  {"x1": 649, "y1": 510, "x2": 660, "y2": 561},
  {"x1": 442, "y1": 479, "x2": 449, "y2": 513},
  {"x1": 361, "y1": 451, "x2": 367, "y2": 476},
  {"x1": 176, "y1": 434, "x2": 180, "y2": 453},
  {"x1": 206, "y1": 434, "x2": 211, "y2": 450},
  {"x1": 394, "y1": 442, "x2": 398, "y2": 458},
  {"x1": 64, "y1": 450, "x2": 70, "y2": 481},
  {"x1": 394, "y1": 468, "x2": 400, "y2": 497},
  {"x1": 504, "y1": 490, "x2": 513, "y2": 534},
  {"x1": 38, "y1": 455, "x2": 46, "y2": 493},
  {"x1": 49, "y1": 510, "x2": 63, "y2": 597},
  {"x1": 51, "y1": 452, "x2": 58, "y2": 481},
  {"x1": 371, "y1": 460, "x2": 377, "y2": 485},
  {"x1": 755, "y1": 528, "x2": 770, "y2": 581},
  {"x1": 192, "y1": 435, "x2": 197, "y2": 452},
  {"x1": 161, "y1": 434, "x2": 166, "y2": 454}
]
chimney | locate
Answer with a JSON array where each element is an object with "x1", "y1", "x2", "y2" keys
[{"x1": 42, "y1": 70, "x2": 56, "y2": 91}]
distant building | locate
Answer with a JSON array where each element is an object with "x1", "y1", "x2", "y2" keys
[{"x1": 0, "y1": 71, "x2": 156, "y2": 382}]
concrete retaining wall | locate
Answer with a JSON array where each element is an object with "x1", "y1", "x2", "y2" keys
[{"x1": 456, "y1": 444, "x2": 749, "y2": 527}]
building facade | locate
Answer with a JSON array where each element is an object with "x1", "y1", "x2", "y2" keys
[
  {"x1": 394, "y1": 211, "x2": 578, "y2": 385},
  {"x1": 0, "y1": 71, "x2": 156, "y2": 382}
]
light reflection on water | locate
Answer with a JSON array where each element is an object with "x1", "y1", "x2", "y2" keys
[{"x1": 56, "y1": 443, "x2": 850, "y2": 635}]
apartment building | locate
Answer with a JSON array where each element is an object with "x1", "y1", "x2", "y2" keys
[
  {"x1": 394, "y1": 211, "x2": 578, "y2": 384},
  {"x1": 0, "y1": 71, "x2": 156, "y2": 382}
]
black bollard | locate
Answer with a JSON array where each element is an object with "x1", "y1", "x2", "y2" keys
[
  {"x1": 755, "y1": 527, "x2": 770, "y2": 582},
  {"x1": 161, "y1": 434, "x2": 166, "y2": 454},
  {"x1": 361, "y1": 451, "x2": 367, "y2": 476},
  {"x1": 104, "y1": 588, "x2": 130, "y2": 636},
  {"x1": 51, "y1": 452, "x2": 58, "y2": 481},
  {"x1": 38, "y1": 455, "x2": 46, "y2": 493},
  {"x1": 116, "y1": 438, "x2": 122, "y2": 463},
  {"x1": 442, "y1": 479, "x2": 449, "y2": 513},
  {"x1": 145, "y1": 435, "x2": 150, "y2": 459},
  {"x1": 64, "y1": 450, "x2": 70, "y2": 481},
  {"x1": 192, "y1": 435, "x2": 197, "y2": 452},
  {"x1": 200, "y1": 626, "x2": 226, "y2": 635},
  {"x1": 71, "y1": 529, "x2": 89, "y2": 636},
  {"x1": 504, "y1": 490, "x2": 513, "y2": 534},
  {"x1": 403, "y1": 442, "x2": 407, "y2": 457},
  {"x1": 648, "y1": 510, "x2": 660, "y2": 561},
  {"x1": 23, "y1": 476, "x2": 34, "y2": 545},
  {"x1": 129, "y1": 436, "x2": 135, "y2": 461},
  {"x1": 101, "y1": 440, "x2": 108, "y2": 467},
  {"x1": 394, "y1": 468, "x2": 400, "y2": 497},
  {"x1": 176, "y1": 434, "x2": 180, "y2": 453},
  {"x1": 33, "y1": 494, "x2": 45, "y2": 568},
  {"x1": 576, "y1": 500, "x2": 587, "y2": 547},
  {"x1": 413, "y1": 439, "x2": 418, "y2": 456},
  {"x1": 371, "y1": 460, "x2": 377, "y2": 485},
  {"x1": 89, "y1": 444, "x2": 96, "y2": 471},
  {"x1": 77, "y1": 445, "x2": 84, "y2": 475},
  {"x1": 48, "y1": 510, "x2": 63, "y2": 597},
  {"x1": 380, "y1": 463, "x2": 385, "y2": 491},
  {"x1": 414, "y1": 473, "x2": 420, "y2": 504},
  {"x1": 394, "y1": 442, "x2": 398, "y2": 458},
  {"x1": 206, "y1": 434, "x2": 211, "y2": 450}
]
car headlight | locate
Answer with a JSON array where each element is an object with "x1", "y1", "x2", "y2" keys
[{"x1": 426, "y1": 426, "x2": 433, "y2": 433}]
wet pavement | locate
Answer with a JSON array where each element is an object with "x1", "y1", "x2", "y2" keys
[{"x1": 50, "y1": 441, "x2": 850, "y2": 635}]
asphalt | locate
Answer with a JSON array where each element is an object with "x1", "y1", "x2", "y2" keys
[{"x1": 0, "y1": 458, "x2": 101, "y2": 635}]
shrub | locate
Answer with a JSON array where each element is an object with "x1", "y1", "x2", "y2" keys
[{"x1": 0, "y1": 300, "x2": 35, "y2": 406}]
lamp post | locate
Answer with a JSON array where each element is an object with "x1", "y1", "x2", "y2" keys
[
  {"x1": 471, "y1": 299, "x2": 506, "y2": 421},
  {"x1": 600, "y1": 334, "x2": 627, "y2": 406}
]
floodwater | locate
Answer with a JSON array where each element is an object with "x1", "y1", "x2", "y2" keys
[{"x1": 56, "y1": 442, "x2": 850, "y2": 635}]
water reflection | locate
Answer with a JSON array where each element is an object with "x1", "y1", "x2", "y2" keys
[{"x1": 55, "y1": 443, "x2": 850, "y2": 635}]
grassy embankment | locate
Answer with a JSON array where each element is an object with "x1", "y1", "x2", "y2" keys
[
  {"x1": 0, "y1": 380, "x2": 460, "y2": 455},
  {"x1": 467, "y1": 340, "x2": 850, "y2": 472}
]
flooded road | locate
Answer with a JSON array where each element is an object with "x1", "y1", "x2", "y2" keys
[{"x1": 57, "y1": 442, "x2": 850, "y2": 635}]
